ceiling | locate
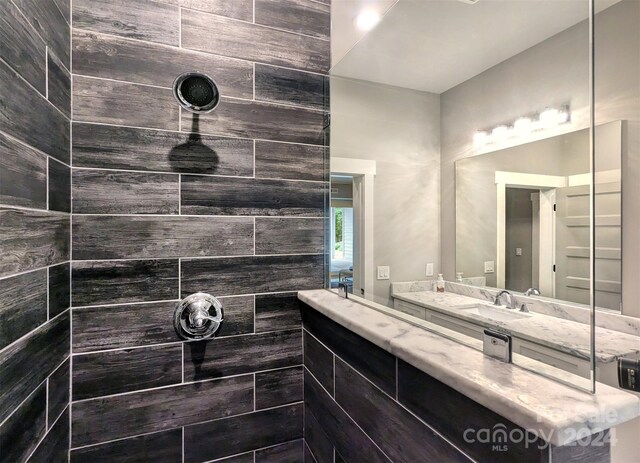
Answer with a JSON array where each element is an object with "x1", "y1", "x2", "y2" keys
[{"x1": 331, "y1": 0, "x2": 621, "y2": 94}]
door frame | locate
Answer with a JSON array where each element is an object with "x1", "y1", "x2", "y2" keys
[{"x1": 331, "y1": 157, "x2": 376, "y2": 298}]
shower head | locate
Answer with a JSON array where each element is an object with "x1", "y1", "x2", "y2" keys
[{"x1": 172, "y1": 72, "x2": 220, "y2": 113}]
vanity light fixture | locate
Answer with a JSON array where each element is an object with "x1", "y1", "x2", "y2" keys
[
  {"x1": 354, "y1": 10, "x2": 382, "y2": 31},
  {"x1": 474, "y1": 105, "x2": 570, "y2": 147}
]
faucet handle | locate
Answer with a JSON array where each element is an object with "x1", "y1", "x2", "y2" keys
[{"x1": 519, "y1": 303, "x2": 529, "y2": 313}]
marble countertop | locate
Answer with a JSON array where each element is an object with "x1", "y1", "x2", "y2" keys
[
  {"x1": 298, "y1": 289, "x2": 640, "y2": 446},
  {"x1": 392, "y1": 290, "x2": 640, "y2": 363}
]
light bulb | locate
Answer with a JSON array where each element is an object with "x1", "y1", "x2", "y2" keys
[
  {"x1": 491, "y1": 125, "x2": 509, "y2": 140},
  {"x1": 354, "y1": 10, "x2": 381, "y2": 31},
  {"x1": 513, "y1": 117, "x2": 532, "y2": 134},
  {"x1": 539, "y1": 108, "x2": 560, "y2": 128},
  {"x1": 473, "y1": 131, "x2": 489, "y2": 146}
]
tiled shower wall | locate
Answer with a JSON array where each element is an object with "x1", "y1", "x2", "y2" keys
[
  {"x1": 68, "y1": 0, "x2": 329, "y2": 461},
  {"x1": 0, "y1": 0, "x2": 72, "y2": 461}
]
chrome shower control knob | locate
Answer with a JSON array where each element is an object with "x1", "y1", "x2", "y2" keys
[{"x1": 174, "y1": 292, "x2": 224, "y2": 340}]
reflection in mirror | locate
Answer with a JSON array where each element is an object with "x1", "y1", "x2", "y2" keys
[
  {"x1": 456, "y1": 121, "x2": 622, "y2": 311},
  {"x1": 329, "y1": 0, "x2": 639, "y2": 391}
]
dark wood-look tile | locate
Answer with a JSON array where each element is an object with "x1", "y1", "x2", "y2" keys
[
  {"x1": 72, "y1": 169, "x2": 180, "y2": 214},
  {"x1": 335, "y1": 358, "x2": 467, "y2": 463},
  {"x1": 48, "y1": 157, "x2": 71, "y2": 213},
  {"x1": 48, "y1": 262, "x2": 70, "y2": 318},
  {"x1": 303, "y1": 331, "x2": 333, "y2": 395},
  {"x1": 0, "y1": 311, "x2": 70, "y2": 423},
  {"x1": 303, "y1": 442, "x2": 315, "y2": 463},
  {"x1": 0, "y1": 269, "x2": 47, "y2": 350},
  {"x1": 302, "y1": 303, "x2": 396, "y2": 396},
  {"x1": 73, "y1": 344, "x2": 182, "y2": 400},
  {"x1": 184, "y1": 98, "x2": 326, "y2": 145},
  {"x1": 73, "y1": 301, "x2": 179, "y2": 353},
  {"x1": 184, "y1": 403, "x2": 303, "y2": 463},
  {"x1": 72, "y1": 374, "x2": 254, "y2": 447},
  {"x1": 0, "y1": 383, "x2": 47, "y2": 463},
  {"x1": 182, "y1": 9, "x2": 329, "y2": 73},
  {"x1": 13, "y1": 0, "x2": 70, "y2": 68},
  {"x1": 73, "y1": 29, "x2": 253, "y2": 99},
  {"x1": 0, "y1": 0, "x2": 46, "y2": 93},
  {"x1": 0, "y1": 208, "x2": 70, "y2": 278},
  {"x1": 70, "y1": 428, "x2": 182, "y2": 463},
  {"x1": 549, "y1": 431, "x2": 611, "y2": 463},
  {"x1": 73, "y1": 0, "x2": 179, "y2": 46},
  {"x1": 48, "y1": 51, "x2": 71, "y2": 118},
  {"x1": 28, "y1": 407, "x2": 70, "y2": 463},
  {"x1": 0, "y1": 61, "x2": 70, "y2": 163},
  {"x1": 210, "y1": 452, "x2": 254, "y2": 463},
  {"x1": 217, "y1": 295, "x2": 255, "y2": 337},
  {"x1": 181, "y1": 254, "x2": 324, "y2": 297},
  {"x1": 72, "y1": 259, "x2": 178, "y2": 307},
  {"x1": 255, "y1": 141, "x2": 325, "y2": 182},
  {"x1": 0, "y1": 131, "x2": 47, "y2": 209},
  {"x1": 255, "y1": 439, "x2": 304, "y2": 463},
  {"x1": 72, "y1": 215, "x2": 253, "y2": 260},
  {"x1": 256, "y1": 217, "x2": 324, "y2": 255},
  {"x1": 72, "y1": 122, "x2": 254, "y2": 176},
  {"x1": 397, "y1": 359, "x2": 546, "y2": 463},
  {"x1": 255, "y1": 366, "x2": 303, "y2": 410},
  {"x1": 255, "y1": 0, "x2": 330, "y2": 40},
  {"x1": 255, "y1": 292, "x2": 302, "y2": 333},
  {"x1": 181, "y1": 176, "x2": 324, "y2": 216},
  {"x1": 174, "y1": 0, "x2": 252, "y2": 21},
  {"x1": 304, "y1": 371, "x2": 390, "y2": 463},
  {"x1": 53, "y1": 0, "x2": 70, "y2": 24},
  {"x1": 304, "y1": 405, "x2": 333, "y2": 463},
  {"x1": 255, "y1": 64, "x2": 328, "y2": 111},
  {"x1": 48, "y1": 358, "x2": 69, "y2": 425},
  {"x1": 334, "y1": 451, "x2": 345, "y2": 463},
  {"x1": 183, "y1": 330, "x2": 302, "y2": 382},
  {"x1": 73, "y1": 76, "x2": 179, "y2": 130}
]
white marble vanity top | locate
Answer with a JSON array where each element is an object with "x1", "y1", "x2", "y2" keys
[
  {"x1": 393, "y1": 290, "x2": 640, "y2": 363},
  {"x1": 298, "y1": 289, "x2": 640, "y2": 446}
]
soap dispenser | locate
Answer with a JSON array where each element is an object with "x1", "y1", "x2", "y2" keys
[{"x1": 436, "y1": 274, "x2": 445, "y2": 293}]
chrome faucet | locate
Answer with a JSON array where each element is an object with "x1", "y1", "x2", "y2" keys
[
  {"x1": 494, "y1": 290, "x2": 516, "y2": 310},
  {"x1": 524, "y1": 287, "x2": 541, "y2": 296}
]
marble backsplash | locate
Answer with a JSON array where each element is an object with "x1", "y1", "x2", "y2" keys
[{"x1": 390, "y1": 280, "x2": 640, "y2": 337}]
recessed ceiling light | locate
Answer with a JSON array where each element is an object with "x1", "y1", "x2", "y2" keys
[{"x1": 354, "y1": 10, "x2": 381, "y2": 31}]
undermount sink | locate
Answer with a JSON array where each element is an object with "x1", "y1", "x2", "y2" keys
[{"x1": 458, "y1": 304, "x2": 532, "y2": 322}]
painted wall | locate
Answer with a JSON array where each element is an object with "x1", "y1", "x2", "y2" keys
[
  {"x1": 67, "y1": 0, "x2": 330, "y2": 461},
  {"x1": 0, "y1": 0, "x2": 71, "y2": 461},
  {"x1": 441, "y1": 0, "x2": 639, "y2": 317},
  {"x1": 330, "y1": 77, "x2": 440, "y2": 306}
]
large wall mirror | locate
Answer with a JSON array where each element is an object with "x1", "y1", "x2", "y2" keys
[{"x1": 328, "y1": 0, "x2": 639, "y2": 391}]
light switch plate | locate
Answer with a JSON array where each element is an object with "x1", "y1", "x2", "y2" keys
[
  {"x1": 516, "y1": 248, "x2": 522, "y2": 256},
  {"x1": 377, "y1": 266, "x2": 390, "y2": 280},
  {"x1": 484, "y1": 261, "x2": 495, "y2": 274},
  {"x1": 426, "y1": 263, "x2": 434, "y2": 276}
]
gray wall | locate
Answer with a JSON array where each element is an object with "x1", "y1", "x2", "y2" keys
[
  {"x1": 505, "y1": 188, "x2": 537, "y2": 293},
  {"x1": 330, "y1": 77, "x2": 440, "y2": 306},
  {"x1": 441, "y1": 0, "x2": 640, "y2": 317},
  {"x1": 0, "y1": 0, "x2": 71, "y2": 461}
]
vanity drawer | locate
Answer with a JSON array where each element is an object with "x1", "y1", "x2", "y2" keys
[
  {"x1": 394, "y1": 300, "x2": 427, "y2": 320},
  {"x1": 512, "y1": 339, "x2": 591, "y2": 377},
  {"x1": 425, "y1": 310, "x2": 484, "y2": 341}
]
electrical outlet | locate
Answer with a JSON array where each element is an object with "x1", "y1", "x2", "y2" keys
[
  {"x1": 377, "y1": 266, "x2": 390, "y2": 280},
  {"x1": 484, "y1": 261, "x2": 495, "y2": 274},
  {"x1": 426, "y1": 263, "x2": 434, "y2": 276}
]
